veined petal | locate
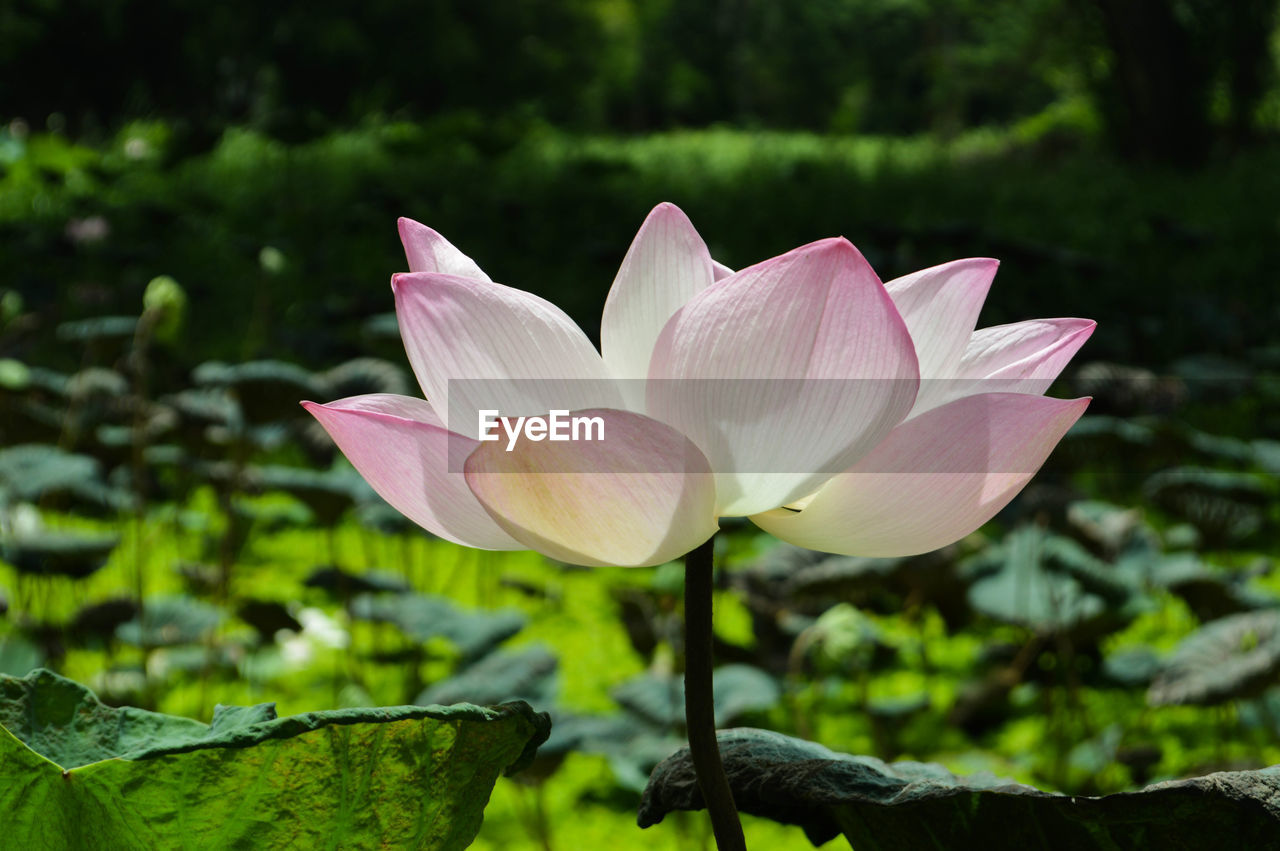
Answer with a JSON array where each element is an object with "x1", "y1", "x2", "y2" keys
[
  {"x1": 751, "y1": 393, "x2": 1089, "y2": 557},
  {"x1": 914, "y1": 317, "x2": 1096, "y2": 415},
  {"x1": 464, "y1": 409, "x2": 718, "y2": 567},
  {"x1": 301, "y1": 394, "x2": 522, "y2": 550},
  {"x1": 601, "y1": 203, "x2": 716, "y2": 390},
  {"x1": 393, "y1": 272, "x2": 624, "y2": 436},
  {"x1": 885, "y1": 258, "x2": 997, "y2": 380},
  {"x1": 397, "y1": 218, "x2": 491, "y2": 280},
  {"x1": 959, "y1": 317, "x2": 1096, "y2": 383},
  {"x1": 647, "y1": 237, "x2": 919, "y2": 516}
]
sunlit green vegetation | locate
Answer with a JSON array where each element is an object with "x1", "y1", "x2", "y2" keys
[{"x1": 4, "y1": 0, "x2": 1280, "y2": 845}]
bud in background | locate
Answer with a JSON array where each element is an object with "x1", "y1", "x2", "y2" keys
[{"x1": 142, "y1": 275, "x2": 187, "y2": 343}]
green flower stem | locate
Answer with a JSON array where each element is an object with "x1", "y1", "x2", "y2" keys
[{"x1": 684, "y1": 534, "x2": 746, "y2": 851}]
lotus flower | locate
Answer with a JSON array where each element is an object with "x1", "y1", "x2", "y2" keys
[{"x1": 303, "y1": 203, "x2": 1091, "y2": 567}]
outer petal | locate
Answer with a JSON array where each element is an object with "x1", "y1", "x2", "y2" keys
[
  {"x1": 959, "y1": 318, "x2": 1096, "y2": 384},
  {"x1": 647, "y1": 238, "x2": 919, "y2": 516},
  {"x1": 463, "y1": 409, "x2": 718, "y2": 567},
  {"x1": 884, "y1": 258, "x2": 997, "y2": 380},
  {"x1": 601, "y1": 203, "x2": 716, "y2": 389},
  {"x1": 914, "y1": 318, "x2": 1096, "y2": 415},
  {"x1": 397, "y1": 218, "x2": 491, "y2": 280},
  {"x1": 393, "y1": 272, "x2": 624, "y2": 436},
  {"x1": 712, "y1": 259, "x2": 735, "y2": 280},
  {"x1": 751, "y1": 393, "x2": 1089, "y2": 557},
  {"x1": 301, "y1": 394, "x2": 522, "y2": 550}
]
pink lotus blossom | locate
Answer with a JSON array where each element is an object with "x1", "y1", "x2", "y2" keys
[{"x1": 304, "y1": 203, "x2": 1092, "y2": 567}]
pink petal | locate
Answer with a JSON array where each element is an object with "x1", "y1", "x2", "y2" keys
[
  {"x1": 959, "y1": 317, "x2": 1096, "y2": 383},
  {"x1": 647, "y1": 238, "x2": 919, "y2": 516},
  {"x1": 301, "y1": 394, "x2": 522, "y2": 550},
  {"x1": 397, "y1": 218, "x2": 491, "y2": 280},
  {"x1": 601, "y1": 203, "x2": 716, "y2": 388},
  {"x1": 463, "y1": 409, "x2": 718, "y2": 567},
  {"x1": 884, "y1": 258, "x2": 998, "y2": 380},
  {"x1": 393, "y1": 272, "x2": 624, "y2": 436},
  {"x1": 914, "y1": 317, "x2": 1096, "y2": 415},
  {"x1": 751, "y1": 392, "x2": 1089, "y2": 556}
]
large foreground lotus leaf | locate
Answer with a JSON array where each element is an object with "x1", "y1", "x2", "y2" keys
[
  {"x1": 638, "y1": 728, "x2": 1280, "y2": 849},
  {"x1": 0, "y1": 669, "x2": 549, "y2": 850}
]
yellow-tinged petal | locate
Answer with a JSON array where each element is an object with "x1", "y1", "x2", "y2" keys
[{"x1": 464, "y1": 409, "x2": 718, "y2": 567}]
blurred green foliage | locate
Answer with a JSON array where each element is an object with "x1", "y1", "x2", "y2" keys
[
  {"x1": 1, "y1": 118, "x2": 1277, "y2": 377},
  {"x1": 1, "y1": 2, "x2": 1279, "y2": 846},
  {"x1": 1, "y1": 0, "x2": 1276, "y2": 156}
]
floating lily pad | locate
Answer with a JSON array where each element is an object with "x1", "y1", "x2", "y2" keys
[
  {"x1": 193, "y1": 360, "x2": 323, "y2": 424},
  {"x1": 304, "y1": 565, "x2": 410, "y2": 597},
  {"x1": 1058, "y1": 415, "x2": 1157, "y2": 467},
  {"x1": 56, "y1": 316, "x2": 139, "y2": 344},
  {"x1": 69, "y1": 597, "x2": 139, "y2": 644},
  {"x1": 417, "y1": 645, "x2": 558, "y2": 707},
  {"x1": 963, "y1": 526, "x2": 1144, "y2": 639},
  {"x1": 64, "y1": 366, "x2": 130, "y2": 400},
  {"x1": 0, "y1": 669, "x2": 549, "y2": 849},
  {"x1": 163, "y1": 387, "x2": 240, "y2": 430},
  {"x1": 1143, "y1": 467, "x2": 1273, "y2": 546},
  {"x1": 115, "y1": 595, "x2": 224, "y2": 647},
  {"x1": 1148, "y1": 610, "x2": 1280, "y2": 706},
  {"x1": 638, "y1": 727, "x2": 1280, "y2": 849},
  {"x1": 1066, "y1": 500, "x2": 1156, "y2": 557},
  {"x1": 0, "y1": 444, "x2": 128, "y2": 511},
  {"x1": 1102, "y1": 646, "x2": 1164, "y2": 687},
  {"x1": 251, "y1": 464, "x2": 370, "y2": 526},
  {"x1": 743, "y1": 542, "x2": 969, "y2": 631},
  {"x1": 237, "y1": 599, "x2": 303, "y2": 642},
  {"x1": 0, "y1": 533, "x2": 120, "y2": 579},
  {"x1": 320, "y1": 357, "x2": 410, "y2": 398},
  {"x1": 350, "y1": 593, "x2": 525, "y2": 664},
  {"x1": 1141, "y1": 554, "x2": 1276, "y2": 621},
  {"x1": 612, "y1": 665, "x2": 781, "y2": 729},
  {"x1": 1072, "y1": 361, "x2": 1184, "y2": 415}
]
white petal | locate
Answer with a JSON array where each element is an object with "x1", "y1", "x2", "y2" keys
[
  {"x1": 601, "y1": 203, "x2": 716, "y2": 391},
  {"x1": 464, "y1": 409, "x2": 718, "y2": 567},
  {"x1": 914, "y1": 318, "x2": 1096, "y2": 415},
  {"x1": 393, "y1": 272, "x2": 624, "y2": 436},
  {"x1": 885, "y1": 258, "x2": 997, "y2": 380},
  {"x1": 751, "y1": 393, "x2": 1089, "y2": 556},
  {"x1": 648, "y1": 237, "x2": 919, "y2": 516}
]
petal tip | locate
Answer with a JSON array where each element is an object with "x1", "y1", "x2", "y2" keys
[
  {"x1": 1064, "y1": 318, "x2": 1098, "y2": 343},
  {"x1": 643, "y1": 201, "x2": 697, "y2": 233}
]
